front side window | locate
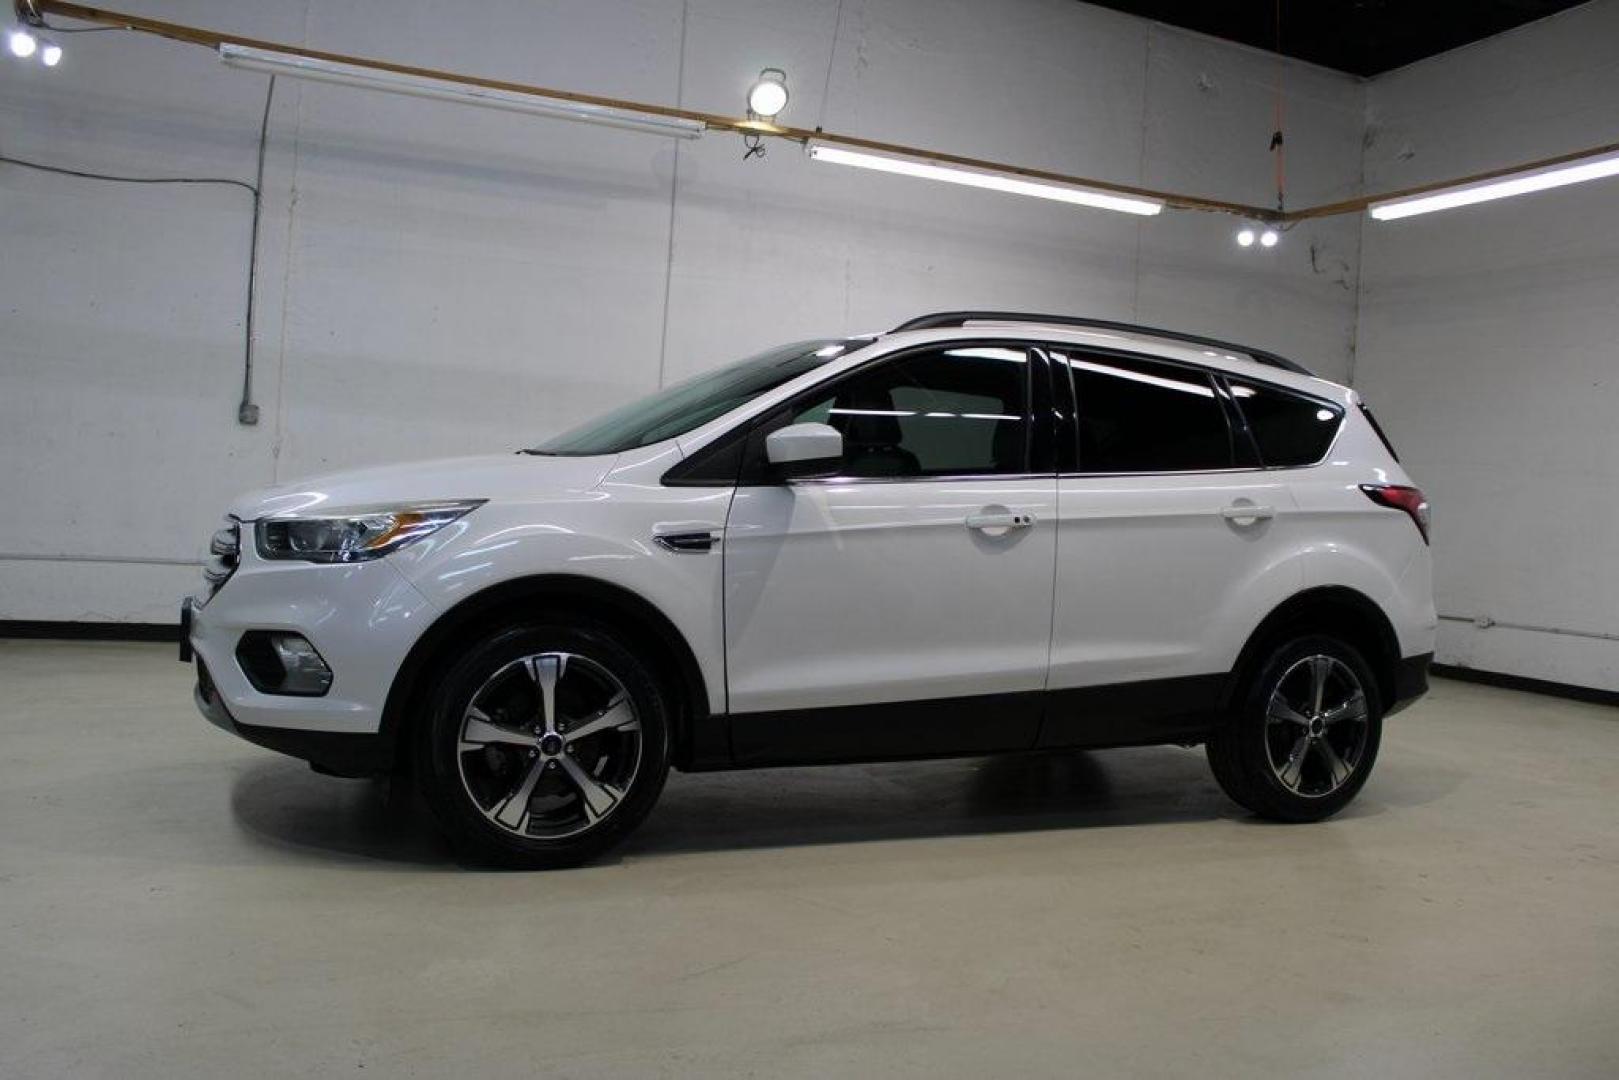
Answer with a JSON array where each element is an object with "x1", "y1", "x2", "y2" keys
[
  {"x1": 1228, "y1": 380, "x2": 1344, "y2": 466},
  {"x1": 528, "y1": 339, "x2": 858, "y2": 456},
  {"x1": 1057, "y1": 351, "x2": 1233, "y2": 473},
  {"x1": 783, "y1": 345, "x2": 1031, "y2": 478}
]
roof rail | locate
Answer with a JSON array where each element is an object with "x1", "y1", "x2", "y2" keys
[{"x1": 888, "y1": 311, "x2": 1311, "y2": 375}]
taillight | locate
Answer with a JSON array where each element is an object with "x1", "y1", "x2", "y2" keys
[{"x1": 1360, "y1": 484, "x2": 1430, "y2": 544}]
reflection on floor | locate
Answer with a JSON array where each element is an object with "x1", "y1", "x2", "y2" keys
[{"x1": 2, "y1": 641, "x2": 1614, "y2": 1078}]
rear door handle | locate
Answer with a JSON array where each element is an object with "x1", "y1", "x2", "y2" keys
[
  {"x1": 1220, "y1": 504, "x2": 1275, "y2": 522},
  {"x1": 966, "y1": 510, "x2": 1035, "y2": 531}
]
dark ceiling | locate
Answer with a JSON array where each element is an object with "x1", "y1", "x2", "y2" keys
[{"x1": 1084, "y1": 1, "x2": 1590, "y2": 76}]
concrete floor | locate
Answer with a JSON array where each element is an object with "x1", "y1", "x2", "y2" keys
[{"x1": 0, "y1": 641, "x2": 1615, "y2": 1078}]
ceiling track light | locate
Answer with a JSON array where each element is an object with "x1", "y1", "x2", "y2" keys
[
  {"x1": 4, "y1": 3, "x2": 1296, "y2": 222},
  {"x1": 806, "y1": 142, "x2": 1163, "y2": 217},
  {"x1": 747, "y1": 67, "x2": 788, "y2": 119},
  {"x1": 1235, "y1": 224, "x2": 1279, "y2": 249},
  {"x1": 216, "y1": 43, "x2": 705, "y2": 139},
  {"x1": 43, "y1": 0, "x2": 1619, "y2": 228},
  {"x1": 5, "y1": 21, "x2": 60, "y2": 65},
  {"x1": 6, "y1": 25, "x2": 38, "y2": 58},
  {"x1": 1369, "y1": 149, "x2": 1619, "y2": 220}
]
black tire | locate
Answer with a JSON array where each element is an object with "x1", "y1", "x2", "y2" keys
[
  {"x1": 414, "y1": 621, "x2": 671, "y2": 869},
  {"x1": 1207, "y1": 634, "x2": 1382, "y2": 822}
]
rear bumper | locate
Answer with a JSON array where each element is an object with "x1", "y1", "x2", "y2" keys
[
  {"x1": 1387, "y1": 651, "x2": 1433, "y2": 716},
  {"x1": 195, "y1": 657, "x2": 397, "y2": 776}
]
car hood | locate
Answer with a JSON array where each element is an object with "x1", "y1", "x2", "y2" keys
[{"x1": 226, "y1": 453, "x2": 618, "y2": 520}]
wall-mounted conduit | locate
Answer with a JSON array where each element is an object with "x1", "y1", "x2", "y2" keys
[
  {"x1": 0, "y1": 71, "x2": 275, "y2": 425},
  {"x1": 0, "y1": 552, "x2": 199, "y2": 566},
  {"x1": 1438, "y1": 613, "x2": 1619, "y2": 644}
]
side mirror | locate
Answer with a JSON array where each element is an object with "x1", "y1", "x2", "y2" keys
[{"x1": 765, "y1": 422, "x2": 843, "y2": 479}]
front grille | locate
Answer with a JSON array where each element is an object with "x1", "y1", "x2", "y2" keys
[{"x1": 201, "y1": 518, "x2": 241, "y2": 599}]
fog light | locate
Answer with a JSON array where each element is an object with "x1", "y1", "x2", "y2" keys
[{"x1": 236, "y1": 631, "x2": 334, "y2": 696}]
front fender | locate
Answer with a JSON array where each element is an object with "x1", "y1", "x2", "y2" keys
[{"x1": 391, "y1": 485, "x2": 732, "y2": 716}]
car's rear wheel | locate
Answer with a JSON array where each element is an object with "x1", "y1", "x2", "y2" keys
[
  {"x1": 1207, "y1": 634, "x2": 1382, "y2": 822},
  {"x1": 415, "y1": 622, "x2": 670, "y2": 868}
]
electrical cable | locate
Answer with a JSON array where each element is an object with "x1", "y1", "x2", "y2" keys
[
  {"x1": 816, "y1": 0, "x2": 846, "y2": 133},
  {"x1": 24, "y1": 0, "x2": 129, "y2": 34},
  {"x1": 0, "y1": 74, "x2": 275, "y2": 426},
  {"x1": 0, "y1": 153, "x2": 255, "y2": 194},
  {"x1": 239, "y1": 75, "x2": 274, "y2": 424},
  {"x1": 36, "y1": 21, "x2": 127, "y2": 33},
  {"x1": 1270, "y1": 0, "x2": 1286, "y2": 213}
]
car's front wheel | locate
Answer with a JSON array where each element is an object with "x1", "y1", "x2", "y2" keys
[
  {"x1": 1207, "y1": 634, "x2": 1382, "y2": 822},
  {"x1": 414, "y1": 622, "x2": 670, "y2": 868}
]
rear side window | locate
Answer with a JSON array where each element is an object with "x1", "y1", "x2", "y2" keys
[
  {"x1": 1059, "y1": 351, "x2": 1233, "y2": 473},
  {"x1": 1229, "y1": 381, "x2": 1343, "y2": 467}
]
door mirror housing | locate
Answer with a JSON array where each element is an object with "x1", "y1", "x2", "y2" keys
[{"x1": 765, "y1": 422, "x2": 843, "y2": 478}]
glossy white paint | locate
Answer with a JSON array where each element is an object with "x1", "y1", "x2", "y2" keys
[
  {"x1": 1049, "y1": 376, "x2": 1436, "y2": 691},
  {"x1": 209, "y1": 442, "x2": 738, "y2": 725},
  {"x1": 725, "y1": 476, "x2": 1057, "y2": 712},
  {"x1": 764, "y1": 422, "x2": 843, "y2": 466},
  {"x1": 1286, "y1": 417, "x2": 1437, "y2": 661},
  {"x1": 188, "y1": 550, "x2": 434, "y2": 734},
  {"x1": 393, "y1": 442, "x2": 737, "y2": 718},
  {"x1": 189, "y1": 321, "x2": 1434, "y2": 743},
  {"x1": 1050, "y1": 471, "x2": 1304, "y2": 688},
  {"x1": 226, "y1": 453, "x2": 617, "y2": 521}
]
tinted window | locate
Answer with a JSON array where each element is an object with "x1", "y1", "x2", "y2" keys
[
  {"x1": 1230, "y1": 381, "x2": 1343, "y2": 466},
  {"x1": 529, "y1": 339, "x2": 857, "y2": 456},
  {"x1": 1059, "y1": 351, "x2": 1232, "y2": 472},
  {"x1": 785, "y1": 345, "x2": 1030, "y2": 478}
]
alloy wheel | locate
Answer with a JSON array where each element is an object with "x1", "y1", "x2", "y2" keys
[
  {"x1": 1263, "y1": 654, "x2": 1370, "y2": 799},
  {"x1": 455, "y1": 652, "x2": 643, "y2": 839}
]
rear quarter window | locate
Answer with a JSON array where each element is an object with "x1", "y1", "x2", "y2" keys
[{"x1": 1229, "y1": 381, "x2": 1343, "y2": 467}]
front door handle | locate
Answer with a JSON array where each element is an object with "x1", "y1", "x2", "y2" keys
[
  {"x1": 1220, "y1": 503, "x2": 1275, "y2": 523},
  {"x1": 966, "y1": 510, "x2": 1035, "y2": 532}
]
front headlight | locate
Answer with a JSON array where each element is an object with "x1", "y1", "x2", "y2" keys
[{"x1": 255, "y1": 500, "x2": 484, "y2": 563}]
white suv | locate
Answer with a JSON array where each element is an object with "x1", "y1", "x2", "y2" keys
[{"x1": 183, "y1": 312, "x2": 1435, "y2": 868}]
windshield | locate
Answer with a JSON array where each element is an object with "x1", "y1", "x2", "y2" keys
[{"x1": 527, "y1": 339, "x2": 860, "y2": 456}]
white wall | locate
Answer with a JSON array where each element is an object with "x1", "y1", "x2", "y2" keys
[
  {"x1": 0, "y1": 0, "x2": 1366, "y2": 624},
  {"x1": 1352, "y1": 0, "x2": 1619, "y2": 691}
]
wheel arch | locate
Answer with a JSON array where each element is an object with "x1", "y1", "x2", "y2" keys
[
  {"x1": 378, "y1": 574, "x2": 714, "y2": 772},
  {"x1": 1224, "y1": 586, "x2": 1401, "y2": 712}
]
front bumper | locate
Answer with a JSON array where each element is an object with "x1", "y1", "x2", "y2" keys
[
  {"x1": 184, "y1": 545, "x2": 439, "y2": 763},
  {"x1": 194, "y1": 655, "x2": 396, "y2": 775}
]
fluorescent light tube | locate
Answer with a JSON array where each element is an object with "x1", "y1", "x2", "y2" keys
[
  {"x1": 218, "y1": 44, "x2": 705, "y2": 139},
  {"x1": 807, "y1": 143, "x2": 1162, "y2": 216},
  {"x1": 1369, "y1": 150, "x2": 1619, "y2": 221}
]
